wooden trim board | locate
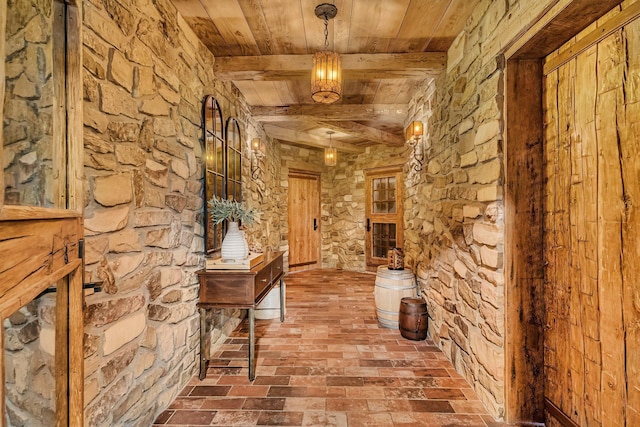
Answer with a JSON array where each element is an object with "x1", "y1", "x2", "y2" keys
[{"x1": 543, "y1": 1, "x2": 640, "y2": 74}]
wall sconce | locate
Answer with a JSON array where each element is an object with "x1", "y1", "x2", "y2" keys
[
  {"x1": 324, "y1": 131, "x2": 337, "y2": 166},
  {"x1": 405, "y1": 121, "x2": 424, "y2": 172},
  {"x1": 250, "y1": 137, "x2": 265, "y2": 179}
]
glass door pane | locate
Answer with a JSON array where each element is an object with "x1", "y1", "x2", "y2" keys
[
  {"x1": 5, "y1": 295, "x2": 57, "y2": 426},
  {"x1": 372, "y1": 223, "x2": 397, "y2": 258},
  {"x1": 3, "y1": 0, "x2": 62, "y2": 208}
]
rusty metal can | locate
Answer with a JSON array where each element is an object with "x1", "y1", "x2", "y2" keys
[{"x1": 387, "y1": 247, "x2": 404, "y2": 270}]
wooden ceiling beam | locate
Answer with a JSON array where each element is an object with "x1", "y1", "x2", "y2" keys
[
  {"x1": 251, "y1": 104, "x2": 408, "y2": 122},
  {"x1": 264, "y1": 125, "x2": 365, "y2": 153},
  {"x1": 317, "y1": 121, "x2": 404, "y2": 146},
  {"x1": 213, "y1": 53, "x2": 446, "y2": 81}
]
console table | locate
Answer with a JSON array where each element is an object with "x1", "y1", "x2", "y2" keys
[{"x1": 196, "y1": 251, "x2": 285, "y2": 381}]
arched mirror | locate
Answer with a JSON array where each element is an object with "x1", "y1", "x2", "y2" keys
[
  {"x1": 225, "y1": 118, "x2": 242, "y2": 203},
  {"x1": 202, "y1": 96, "x2": 225, "y2": 254}
]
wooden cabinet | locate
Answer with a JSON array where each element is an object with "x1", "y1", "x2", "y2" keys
[{"x1": 196, "y1": 252, "x2": 285, "y2": 380}]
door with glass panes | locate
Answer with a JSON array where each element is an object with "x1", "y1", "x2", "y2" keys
[
  {"x1": 365, "y1": 167, "x2": 404, "y2": 270},
  {"x1": 1, "y1": 0, "x2": 85, "y2": 424}
]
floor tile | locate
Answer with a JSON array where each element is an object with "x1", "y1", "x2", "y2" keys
[
  {"x1": 242, "y1": 397, "x2": 286, "y2": 410},
  {"x1": 325, "y1": 398, "x2": 369, "y2": 412},
  {"x1": 228, "y1": 385, "x2": 269, "y2": 397},
  {"x1": 200, "y1": 397, "x2": 245, "y2": 410},
  {"x1": 283, "y1": 397, "x2": 326, "y2": 411},
  {"x1": 256, "y1": 410, "x2": 305, "y2": 426},
  {"x1": 189, "y1": 385, "x2": 231, "y2": 397},
  {"x1": 164, "y1": 409, "x2": 216, "y2": 425},
  {"x1": 210, "y1": 409, "x2": 260, "y2": 426},
  {"x1": 162, "y1": 269, "x2": 505, "y2": 427},
  {"x1": 301, "y1": 411, "x2": 348, "y2": 427}
]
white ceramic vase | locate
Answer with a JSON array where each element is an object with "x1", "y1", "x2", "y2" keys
[{"x1": 221, "y1": 221, "x2": 249, "y2": 260}]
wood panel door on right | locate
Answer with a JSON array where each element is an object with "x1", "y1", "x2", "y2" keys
[
  {"x1": 287, "y1": 171, "x2": 321, "y2": 272},
  {"x1": 365, "y1": 167, "x2": 404, "y2": 270},
  {"x1": 542, "y1": 13, "x2": 640, "y2": 427}
]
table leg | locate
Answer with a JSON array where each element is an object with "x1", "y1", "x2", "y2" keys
[
  {"x1": 279, "y1": 278, "x2": 285, "y2": 322},
  {"x1": 248, "y1": 308, "x2": 255, "y2": 381},
  {"x1": 199, "y1": 307, "x2": 208, "y2": 380}
]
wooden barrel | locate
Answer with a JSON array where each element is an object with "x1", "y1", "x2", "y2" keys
[
  {"x1": 399, "y1": 297, "x2": 428, "y2": 340},
  {"x1": 374, "y1": 266, "x2": 416, "y2": 329}
]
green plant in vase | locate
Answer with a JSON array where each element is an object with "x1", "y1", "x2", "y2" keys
[{"x1": 208, "y1": 196, "x2": 256, "y2": 260}]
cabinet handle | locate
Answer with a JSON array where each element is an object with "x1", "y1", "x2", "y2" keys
[
  {"x1": 366, "y1": 218, "x2": 371, "y2": 232},
  {"x1": 260, "y1": 278, "x2": 267, "y2": 283},
  {"x1": 313, "y1": 218, "x2": 318, "y2": 230}
]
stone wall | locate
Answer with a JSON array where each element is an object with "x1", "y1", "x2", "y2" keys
[
  {"x1": 249, "y1": 138, "x2": 285, "y2": 255},
  {"x1": 402, "y1": 0, "x2": 561, "y2": 420},
  {"x1": 81, "y1": 0, "x2": 276, "y2": 425}
]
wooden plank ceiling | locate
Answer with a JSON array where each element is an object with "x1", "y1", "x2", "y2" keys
[{"x1": 173, "y1": 0, "x2": 480, "y2": 151}]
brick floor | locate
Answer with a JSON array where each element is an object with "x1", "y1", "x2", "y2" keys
[{"x1": 154, "y1": 269, "x2": 505, "y2": 426}]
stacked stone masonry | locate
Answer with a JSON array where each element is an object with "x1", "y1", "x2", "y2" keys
[
  {"x1": 80, "y1": 0, "x2": 278, "y2": 425},
  {"x1": 400, "y1": 0, "x2": 564, "y2": 419}
]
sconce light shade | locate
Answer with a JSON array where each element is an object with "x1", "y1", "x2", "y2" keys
[
  {"x1": 250, "y1": 138, "x2": 264, "y2": 179},
  {"x1": 405, "y1": 121, "x2": 424, "y2": 172},
  {"x1": 405, "y1": 121, "x2": 424, "y2": 142},
  {"x1": 324, "y1": 146, "x2": 337, "y2": 166},
  {"x1": 312, "y1": 51, "x2": 342, "y2": 104}
]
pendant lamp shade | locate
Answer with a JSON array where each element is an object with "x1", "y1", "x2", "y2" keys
[
  {"x1": 311, "y1": 3, "x2": 342, "y2": 104},
  {"x1": 324, "y1": 130, "x2": 337, "y2": 166},
  {"x1": 324, "y1": 146, "x2": 337, "y2": 166},
  {"x1": 312, "y1": 51, "x2": 342, "y2": 103}
]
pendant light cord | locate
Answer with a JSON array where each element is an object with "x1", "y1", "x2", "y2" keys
[{"x1": 323, "y1": 15, "x2": 329, "y2": 49}]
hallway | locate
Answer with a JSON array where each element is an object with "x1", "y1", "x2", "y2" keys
[{"x1": 153, "y1": 269, "x2": 503, "y2": 426}]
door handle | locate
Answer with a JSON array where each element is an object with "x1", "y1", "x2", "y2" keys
[
  {"x1": 366, "y1": 218, "x2": 371, "y2": 232},
  {"x1": 313, "y1": 218, "x2": 318, "y2": 230}
]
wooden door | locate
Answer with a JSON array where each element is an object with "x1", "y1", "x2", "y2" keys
[
  {"x1": 288, "y1": 172, "x2": 321, "y2": 271},
  {"x1": 365, "y1": 167, "x2": 404, "y2": 270},
  {"x1": 542, "y1": 12, "x2": 640, "y2": 426},
  {"x1": 0, "y1": 1, "x2": 84, "y2": 425}
]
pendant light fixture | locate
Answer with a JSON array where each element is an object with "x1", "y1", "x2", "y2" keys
[
  {"x1": 324, "y1": 131, "x2": 337, "y2": 166},
  {"x1": 311, "y1": 3, "x2": 342, "y2": 104}
]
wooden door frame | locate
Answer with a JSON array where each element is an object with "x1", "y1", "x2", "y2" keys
[
  {"x1": 364, "y1": 165, "x2": 404, "y2": 270},
  {"x1": 502, "y1": 0, "x2": 625, "y2": 423},
  {"x1": 287, "y1": 169, "x2": 322, "y2": 271},
  {"x1": 0, "y1": 1, "x2": 84, "y2": 425}
]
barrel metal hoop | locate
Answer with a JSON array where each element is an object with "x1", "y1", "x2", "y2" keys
[
  {"x1": 375, "y1": 283, "x2": 417, "y2": 291},
  {"x1": 400, "y1": 310, "x2": 428, "y2": 316},
  {"x1": 376, "y1": 307, "x2": 399, "y2": 315}
]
